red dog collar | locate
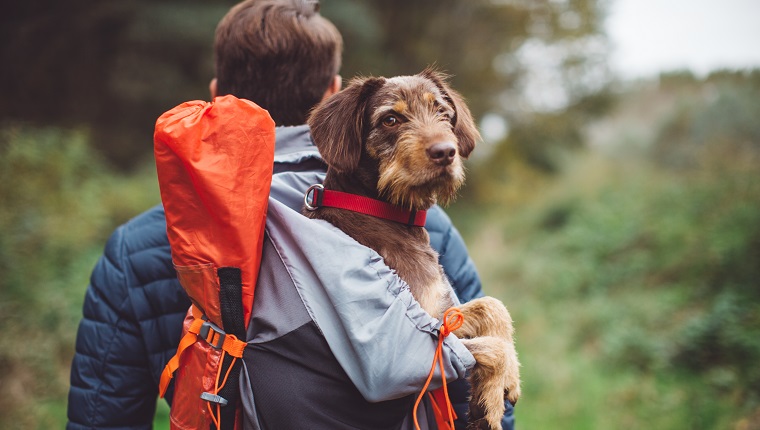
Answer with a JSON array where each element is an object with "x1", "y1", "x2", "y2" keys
[{"x1": 304, "y1": 184, "x2": 427, "y2": 227}]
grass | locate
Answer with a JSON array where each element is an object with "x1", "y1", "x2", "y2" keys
[
  {"x1": 155, "y1": 400, "x2": 171, "y2": 429},
  {"x1": 454, "y1": 150, "x2": 760, "y2": 429}
]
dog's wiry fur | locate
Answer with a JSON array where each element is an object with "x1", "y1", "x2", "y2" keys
[{"x1": 305, "y1": 68, "x2": 520, "y2": 429}]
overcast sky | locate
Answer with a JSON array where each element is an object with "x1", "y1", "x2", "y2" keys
[{"x1": 605, "y1": 0, "x2": 760, "y2": 78}]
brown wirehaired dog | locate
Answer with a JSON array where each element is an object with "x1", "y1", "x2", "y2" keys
[{"x1": 305, "y1": 69, "x2": 521, "y2": 429}]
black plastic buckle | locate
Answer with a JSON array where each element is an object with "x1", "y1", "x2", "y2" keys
[{"x1": 199, "y1": 320, "x2": 226, "y2": 350}]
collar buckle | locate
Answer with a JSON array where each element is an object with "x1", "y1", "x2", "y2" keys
[{"x1": 304, "y1": 184, "x2": 325, "y2": 211}]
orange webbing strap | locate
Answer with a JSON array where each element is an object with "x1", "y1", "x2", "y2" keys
[
  {"x1": 159, "y1": 316, "x2": 204, "y2": 398},
  {"x1": 413, "y1": 307, "x2": 464, "y2": 430},
  {"x1": 158, "y1": 306, "x2": 247, "y2": 398}
]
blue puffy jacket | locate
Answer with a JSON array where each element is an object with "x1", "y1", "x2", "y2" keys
[{"x1": 66, "y1": 125, "x2": 514, "y2": 429}]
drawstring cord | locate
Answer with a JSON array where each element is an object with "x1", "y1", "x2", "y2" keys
[
  {"x1": 208, "y1": 350, "x2": 239, "y2": 430},
  {"x1": 413, "y1": 307, "x2": 464, "y2": 430}
]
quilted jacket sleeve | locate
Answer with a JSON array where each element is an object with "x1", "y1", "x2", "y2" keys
[
  {"x1": 67, "y1": 204, "x2": 192, "y2": 429},
  {"x1": 67, "y1": 225, "x2": 158, "y2": 430}
]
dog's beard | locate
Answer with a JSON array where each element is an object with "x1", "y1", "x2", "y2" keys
[{"x1": 377, "y1": 158, "x2": 465, "y2": 210}]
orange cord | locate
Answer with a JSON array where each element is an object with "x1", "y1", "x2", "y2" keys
[
  {"x1": 206, "y1": 350, "x2": 240, "y2": 430},
  {"x1": 207, "y1": 350, "x2": 225, "y2": 429},
  {"x1": 413, "y1": 307, "x2": 464, "y2": 430}
]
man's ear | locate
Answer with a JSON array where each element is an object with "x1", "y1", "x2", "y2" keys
[
  {"x1": 420, "y1": 68, "x2": 480, "y2": 158},
  {"x1": 321, "y1": 75, "x2": 342, "y2": 101},
  {"x1": 209, "y1": 78, "x2": 218, "y2": 100},
  {"x1": 308, "y1": 76, "x2": 385, "y2": 173}
]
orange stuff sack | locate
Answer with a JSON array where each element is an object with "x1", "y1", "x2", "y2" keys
[{"x1": 153, "y1": 95, "x2": 275, "y2": 430}]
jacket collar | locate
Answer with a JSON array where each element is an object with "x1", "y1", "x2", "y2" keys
[{"x1": 274, "y1": 125, "x2": 322, "y2": 165}]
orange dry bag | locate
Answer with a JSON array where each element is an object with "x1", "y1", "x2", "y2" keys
[{"x1": 153, "y1": 95, "x2": 275, "y2": 430}]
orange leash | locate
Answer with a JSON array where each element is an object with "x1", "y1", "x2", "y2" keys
[{"x1": 413, "y1": 307, "x2": 464, "y2": 430}]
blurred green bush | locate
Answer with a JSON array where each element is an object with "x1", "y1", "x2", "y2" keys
[
  {"x1": 654, "y1": 70, "x2": 760, "y2": 167},
  {"x1": 0, "y1": 124, "x2": 159, "y2": 429},
  {"x1": 458, "y1": 70, "x2": 760, "y2": 429}
]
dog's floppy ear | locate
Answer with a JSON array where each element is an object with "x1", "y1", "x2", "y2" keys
[
  {"x1": 420, "y1": 68, "x2": 480, "y2": 158},
  {"x1": 308, "y1": 76, "x2": 386, "y2": 173}
]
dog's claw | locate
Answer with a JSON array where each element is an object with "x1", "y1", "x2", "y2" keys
[
  {"x1": 505, "y1": 385, "x2": 520, "y2": 406},
  {"x1": 503, "y1": 362, "x2": 521, "y2": 407}
]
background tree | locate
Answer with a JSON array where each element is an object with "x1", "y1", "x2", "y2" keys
[{"x1": 1, "y1": 0, "x2": 610, "y2": 169}]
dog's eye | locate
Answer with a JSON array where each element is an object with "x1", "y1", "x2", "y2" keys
[
  {"x1": 437, "y1": 106, "x2": 452, "y2": 120},
  {"x1": 382, "y1": 115, "x2": 400, "y2": 127}
]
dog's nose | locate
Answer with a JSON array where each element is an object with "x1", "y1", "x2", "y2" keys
[{"x1": 427, "y1": 141, "x2": 457, "y2": 166}]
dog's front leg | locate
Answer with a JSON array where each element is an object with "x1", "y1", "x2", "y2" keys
[
  {"x1": 453, "y1": 297, "x2": 521, "y2": 429},
  {"x1": 454, "y1": 296, "x2": 515, "y2": 341},
  {"x1": 458, "y1": 336, "x2": 520, "y2": 430}
]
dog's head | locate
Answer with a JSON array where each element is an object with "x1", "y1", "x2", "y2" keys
[{"x1": 307, "y1": 68, "x2": 480, "y2": 210}]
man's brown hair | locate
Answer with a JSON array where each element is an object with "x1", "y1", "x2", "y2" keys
[{"x1": 214, "y1": 0, "x2": 342, "y2": 125}]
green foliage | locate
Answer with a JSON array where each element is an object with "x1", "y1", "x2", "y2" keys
[
  {"x1": 1, "y1": 0, "x2": 234, "y2": 169},
  {"x1": 154, "y1": 399, "x2": 171, "y2": 430},
  {"x1": 455, "y1": 72, "x2": 760, "y2": 429},
  {"x1": 653, "y1": 70, "x2": 760, "y2": 167},
  {"x1": 0, "y1": 124, "x2": 159, "y2": 428},
  {"x1": 3, "y1": 0, "x2": 607, "y2": 169},
  {"x1": 466, "y1": 156, "x2": 760, "y2": 428}
]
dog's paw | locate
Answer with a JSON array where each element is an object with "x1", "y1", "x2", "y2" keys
[
  {"x1": 505, "y1": 382, "x2": 521, "y2": 406},
  {"x1": 503, "y1": 353, "x2": 521, "y2": 406},
  {"x1": 466, "y1": 396, "x2": 502, "y2": 430},
  {"x1": 468, "y1": 374, "x2": 508, "y2": 430}
]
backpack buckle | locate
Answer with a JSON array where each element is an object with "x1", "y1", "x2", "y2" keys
[
  {"x1": 199, "y1": 320, "x2": 226, "y2": 350},
  {"x1": 200, "y1": 392, "x2": 229, "y2": 406}
]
